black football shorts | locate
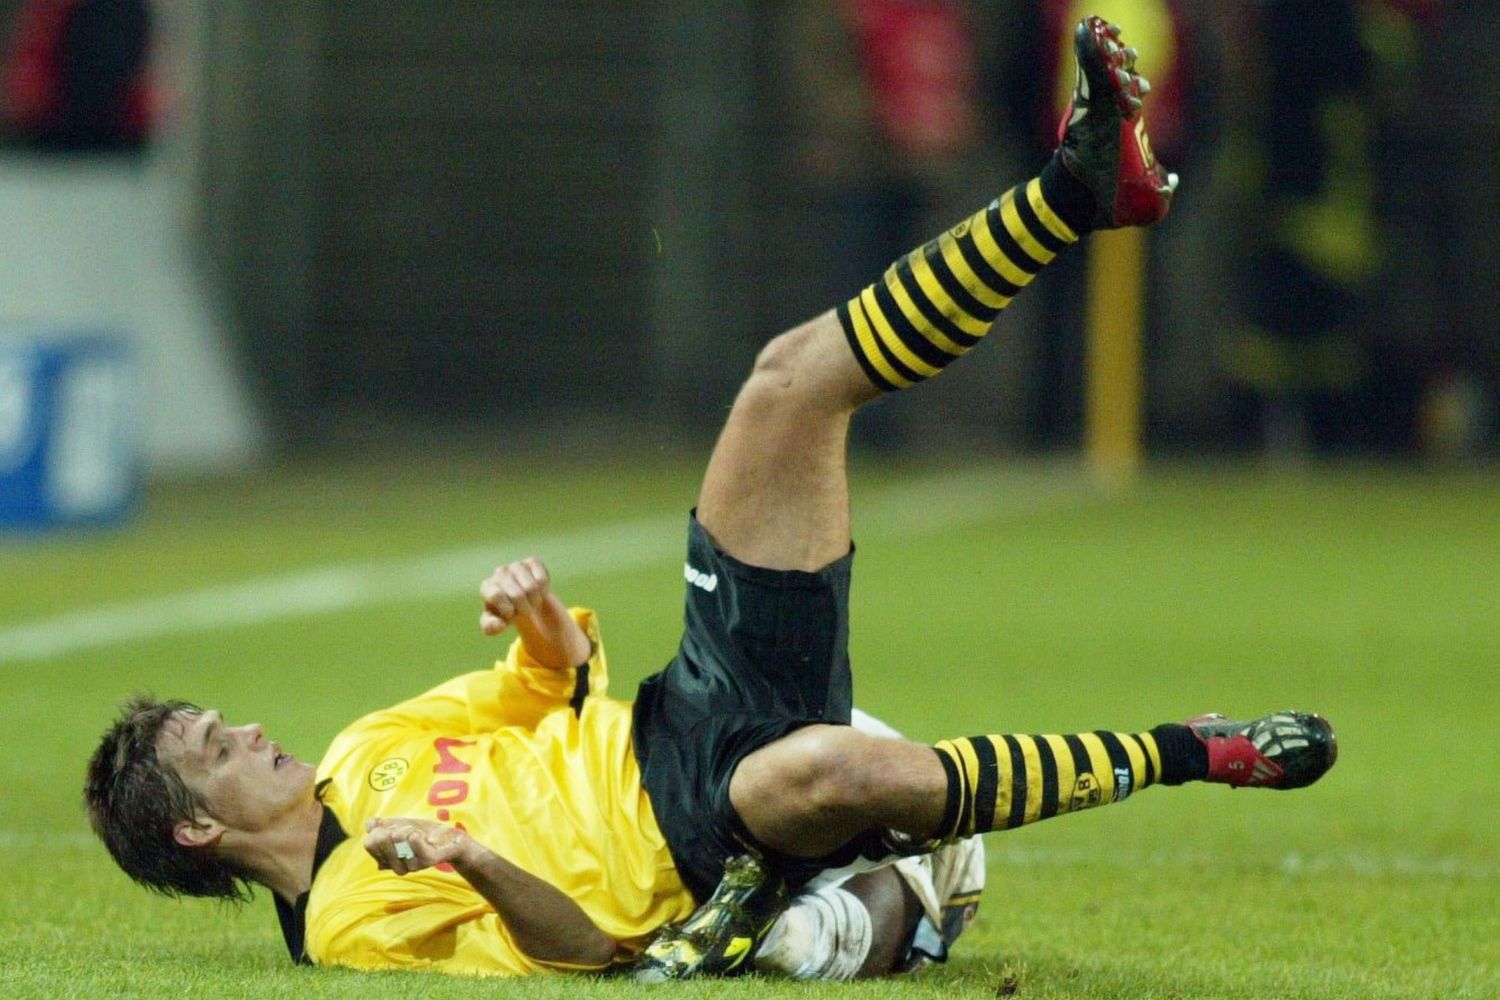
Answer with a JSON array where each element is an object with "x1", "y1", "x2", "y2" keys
[{"x1": 631, "y1": 513, "x2": 870, "y2": 901}]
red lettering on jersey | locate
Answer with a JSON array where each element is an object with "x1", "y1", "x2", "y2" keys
[
  {"x1": 428, "y1": 738, "x2": 477, "y2": 872},
  {"x1": 433, "y1": 737, "x2": 476, "y2": 774},
  {"x1": 428, "y1": 780, "x2": 469, "y2": 807}
]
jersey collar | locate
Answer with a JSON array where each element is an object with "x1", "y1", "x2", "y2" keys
[{"x1": 273, "y1": 780, "x2": 348, "y2": 964}]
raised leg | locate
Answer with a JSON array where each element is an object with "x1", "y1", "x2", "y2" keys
[{"x1": 696, "y1": 17, "x2": 1179, "y2": 573}]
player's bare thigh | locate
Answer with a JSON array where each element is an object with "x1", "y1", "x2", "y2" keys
[
  {"x1": 696, "y1": 310, "x2": 879, "y2": 571},
  {"x1": 729, "y1": 724, "x2": 947, "y2": 858}
]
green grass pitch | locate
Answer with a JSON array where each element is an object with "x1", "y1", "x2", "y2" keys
[{"x1": 1, "y1": 451, "x2": 1495, "y2": 999}]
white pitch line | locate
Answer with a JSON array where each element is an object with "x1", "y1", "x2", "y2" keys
[
  {"x1": 0, "y1": 468, "x2": 1098, "y2": 666},
  {"x1": 0, "y1": 516, "x2": 686, "y2": 666}
]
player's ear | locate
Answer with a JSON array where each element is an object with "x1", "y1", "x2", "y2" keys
[{"x1": 173, "y1": 817, "x2": 224, "y2": 849}]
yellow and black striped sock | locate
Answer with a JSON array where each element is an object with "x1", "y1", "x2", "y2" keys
[
  {"x1": 929, "y1": 724, "x2": 1206, "y2": 840},
  {"x1": 838, "y1": 158, "x2": 1096, "y2": 392}
]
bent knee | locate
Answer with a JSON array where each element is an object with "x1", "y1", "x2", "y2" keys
[
  {"x1": 747, "y1": 323, "x2": 819, "y2": 391},
  {"x1": 742, "y1": 726, "x2": 882, "y2": 818},
  {"x1": 737, "y1": 312, "x2": 861, "y2": 411},
  {"x1": 732, "y1": 726, "x2": 908, "y2": 858}
]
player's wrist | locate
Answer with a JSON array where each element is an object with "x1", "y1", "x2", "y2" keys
[
  {"x1": 564, "y1": 633, "x2": 595, "y2": 670},
  {"x1": 515, "y1": 603, "x2": 592, "y2": 671},
  {"x1": 446, "y1": 831, "x2": 490, "y2": 872}
]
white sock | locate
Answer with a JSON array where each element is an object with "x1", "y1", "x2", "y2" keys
[{"x1": 753, "y1": 885, "x2": 872, "y2": 981}]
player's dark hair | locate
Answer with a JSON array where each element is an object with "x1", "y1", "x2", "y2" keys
[{"x1": 84, "y1": 695, "x2": 254, "y2": 903}]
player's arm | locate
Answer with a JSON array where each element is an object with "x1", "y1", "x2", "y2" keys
[
  {"x1": 364, "y1": 817, "x2": 616, "y2": 970},
  {"x1": 479, "y1": 558, "x2": 591, "y2": 670}
]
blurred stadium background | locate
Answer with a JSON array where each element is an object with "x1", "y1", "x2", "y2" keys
[
  {"x1": 0, "y1": 2, "x2": 1496, "y2": 998},
  {"x1": 1, "y1": 0, "x2": 1496, "y2": 480}
]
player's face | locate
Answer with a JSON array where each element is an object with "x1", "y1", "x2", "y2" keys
[{"x1": 157, "y1": 709, "x2": 317, "y2": 832}]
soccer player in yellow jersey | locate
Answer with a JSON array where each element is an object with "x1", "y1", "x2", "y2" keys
[{"x1": 85, "y1": 17, "x2": 1338, "y2": 981}]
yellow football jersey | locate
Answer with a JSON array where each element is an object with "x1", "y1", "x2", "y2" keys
[{"x1": 304, "y1": 609, "x2": 697, "y2": 975}]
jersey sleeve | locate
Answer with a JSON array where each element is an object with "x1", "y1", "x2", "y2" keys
[
  {"x1": 308, "y1": 885, "x2": 610, "y2": 976},
  {"x1": 487, "y1": 606, "x2": 610, "y2": 730},
  {"x1": 340, "y1": 608, "x2": 610, "y2": 738}
]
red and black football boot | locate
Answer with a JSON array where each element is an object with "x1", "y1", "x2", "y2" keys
[
  {"x1": 1056, "y1": 15, "x2": 1179, "y2": 229},
  {"x1": 1187, "y1": 711, "x2": 1338, "y2": 789}
]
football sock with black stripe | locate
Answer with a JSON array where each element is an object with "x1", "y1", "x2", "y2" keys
[
  {"x1": 929, "y1": 724, "x2": 1207, "y2": 841},
  {"x1": 838, "y1": 157, "x2": 1096, "y2": 391}
]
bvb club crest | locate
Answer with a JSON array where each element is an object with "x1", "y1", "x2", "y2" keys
[
  {"x1": 1070, "y1": 772, "x2": 1102, "y2": 811},
  {"x1": 368, "y1": 757, "x2": 409, "y2": 791}
]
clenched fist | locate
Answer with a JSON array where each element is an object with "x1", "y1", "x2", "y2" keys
[{"x1": 479, "y1": 557, "x2": 552, "y2": 636}]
